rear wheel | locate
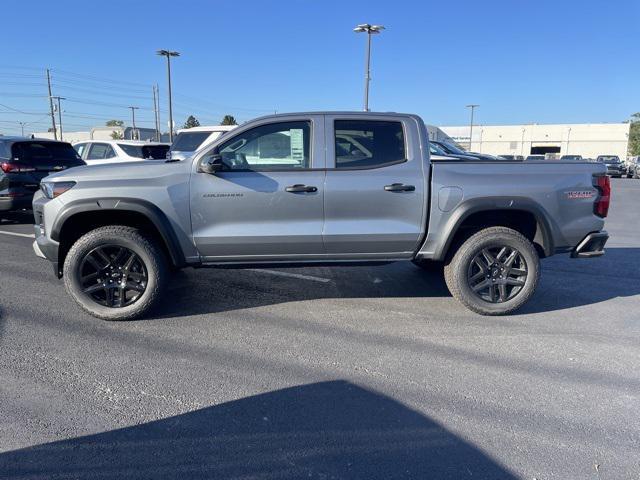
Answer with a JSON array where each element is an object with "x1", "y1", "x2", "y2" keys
[
  {"x1": 64, "y1": 226, "x2": 168, "y2": 320},
  {"x1": 444, "y1": 227, "x2": 540, "y2": 315}
]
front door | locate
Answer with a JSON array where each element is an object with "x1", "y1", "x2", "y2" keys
[
  {"x1": 190, "y1": 116, "x2": 326, "y2": 262},
  {"x1": 323, "y1": 115, "x2": 427, "y2": 257}
]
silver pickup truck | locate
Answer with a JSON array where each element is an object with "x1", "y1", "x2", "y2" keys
[{"x1": 32, "y1": 112, "x2": 610, "y2": 320}]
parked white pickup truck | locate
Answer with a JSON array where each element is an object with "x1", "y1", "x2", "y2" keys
[{"x1": 33, "y1": 112, "x2": 610, "y2": 320}]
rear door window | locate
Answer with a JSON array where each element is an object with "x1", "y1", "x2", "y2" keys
[
  {"x1": 12, "y1": 141, "x2": 84, "y2": 170},
  {"x1": 87, "y1": 143, "x2": 116, "y2": 160},
  {"x1": 334, "y1": 120, "x2": 406, "y2": 169}
]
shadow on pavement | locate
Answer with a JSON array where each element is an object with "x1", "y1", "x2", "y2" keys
[
  {"x1": 521, "y1": 247, "x2": 640, "y2": 314},
  {"x1": 0, "y1": 381, "x2": 515, "y2": 480},
  {"x1": 154, "y1": 247, "x2": 640, "y2": 318}
]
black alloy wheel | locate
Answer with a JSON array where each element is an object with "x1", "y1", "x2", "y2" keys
[
  {"x1": 467, "y1": 246, "x2": 528, "y2": 303},
  {"x1": 80, "y1": 245, "x2": 148, "y2": 308}
]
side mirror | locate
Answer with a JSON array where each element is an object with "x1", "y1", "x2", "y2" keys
[{"x1": 198, "y1": 153, "x2": 224, "y2": 174}]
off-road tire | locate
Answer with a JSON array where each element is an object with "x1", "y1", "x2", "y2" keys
[
  {"x1": 444, "y1": 227, "x2": 540, "y2": 315},
  {"x1": 63, "y1": 226, "x2": 168, "y2": 320}
]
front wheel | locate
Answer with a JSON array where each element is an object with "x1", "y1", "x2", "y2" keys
[
  {"x1": 63, "y1": 226, "x2": 168, "y2": 320},
  {"x1": 444, "y1": 227, "x2": 540, "y2": 315}
]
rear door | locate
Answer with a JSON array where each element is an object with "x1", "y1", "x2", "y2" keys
[
  {"x1": 190, "y1": 115, "x2": 326, "y2": 261},
  {"x1": 323, "y1": 115, "x2": 426, "y2": 257}
]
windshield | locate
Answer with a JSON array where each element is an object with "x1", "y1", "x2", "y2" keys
[
  {"x1": 598, "y1": 156, "x2": 620, "y2": 163},
  {"x1": 118, "y1": 144, "x2": 169, "y2": 159},
  {"x1": 171, "y1": 131, "x2": 213, "y2": 152}
]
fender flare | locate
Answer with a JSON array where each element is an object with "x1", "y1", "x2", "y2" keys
[
  {"x1": 431, "y1": 197, "x2": 557, "y2": 261},
  {"x1": 51, "y1": 198, "x2": 186, "y2": 267}
]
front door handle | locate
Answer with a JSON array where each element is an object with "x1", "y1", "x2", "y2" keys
[
  {"x1": 285, "y1": 184, "x2": 318, "y2": 193},
  {"x1": 384, "y1": 183, "x2": 415, "y2": 192}
]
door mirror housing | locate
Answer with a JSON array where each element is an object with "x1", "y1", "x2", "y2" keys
[{"x1": 198, "y1": 153, "x2": 224, "y2": 174}]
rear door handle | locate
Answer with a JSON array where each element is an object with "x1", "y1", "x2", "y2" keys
[
  {"x1": 285, "y1": 184, "x2": 318, "y2": 193},
  {"x1": 384, "y1": 183, "x2": 415, "y2": 192}
]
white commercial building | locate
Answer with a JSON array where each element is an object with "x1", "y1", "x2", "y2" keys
[{"x1": 439, "y1": 123, "x2": 630, "y2": 159}]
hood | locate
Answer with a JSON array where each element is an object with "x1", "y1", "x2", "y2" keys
[{"x1": 43, "y1": 159, "x2": 183, "y2": 182}]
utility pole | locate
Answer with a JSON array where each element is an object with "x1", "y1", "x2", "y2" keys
[
  {"x1": 46, "y1": 69, "x2": 57, "y2": 140},
  {"x1": 353, "y1": 24, "x2": 385, "y2": 111},
  {"x1": 128, "y1": 106, "x2": 139, "y2": 139},
  {"x1": 152, "y1": 85, "x2": 160, "y2": 141},
  {"x1": 156, "y1": 49, "x2": 180, "y2": 142},
  {"x1": 51, "y1": 96, "x2": 66, "y2": 141},
  {"x1": 466, "y1": 104, "x2": 479, "y2": 151}
]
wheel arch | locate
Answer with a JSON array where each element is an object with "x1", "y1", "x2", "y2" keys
[
  {"x1": 431, "y1": 197, "x2": 556, "y2": 262},
  {"x1": 52, "y1": 198, "x2": 186, "y2": 275}
]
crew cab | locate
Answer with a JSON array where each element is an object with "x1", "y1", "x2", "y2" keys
[{"x1": 32, "y1": 112, "x2": 610, "y2": 320}]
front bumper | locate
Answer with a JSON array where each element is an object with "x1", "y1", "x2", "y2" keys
[
  {"x1": 33, "y1": 224, "x2": 61, "y2": 276},
  {"x1": 571, "y1": 231, "x2": 608, "y2": 258}
]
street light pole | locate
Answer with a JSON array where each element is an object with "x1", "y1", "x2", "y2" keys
[
  {"x1": 354, "y1": 24, "x2": 384, "y2": 112},
  {"x1": 51, "y1": 96, "x2": 66, "y2": 141},
  {"x1": 156, "y1": 49, "x2": 180, "y2": 142},
  {"x1": 18, "y1": 121, "x2": 26, "y2": 136},
  {"x1": 466, "y1": 104, "x2": 479, "y2": 151},
  {"x1": 128, "y1": 106, "x2": 139, "y2": 139}
]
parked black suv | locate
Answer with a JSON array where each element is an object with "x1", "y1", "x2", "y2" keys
[{"x1": 0, "y1": 137, "x2": 85, "y2": 214}]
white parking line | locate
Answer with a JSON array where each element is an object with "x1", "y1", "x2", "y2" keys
[
  {"x1": 0, "y1": 230, "x2": 35, "y2": 238},
  {"x1": 248, "y1": 268, "x2": 331, "y2": 283}
]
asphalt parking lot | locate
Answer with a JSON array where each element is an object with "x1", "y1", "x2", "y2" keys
[{"x1": 0, "y1": 179, "x2": 638, "y2": 479}]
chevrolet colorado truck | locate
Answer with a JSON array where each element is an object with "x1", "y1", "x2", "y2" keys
[{"x1": 32, "y1": 112, "x2": 610, "y2": 320}]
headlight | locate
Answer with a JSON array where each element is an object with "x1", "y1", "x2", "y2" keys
[{"x1": 40, "y1": 181, "x2": 76, "y2": 199}]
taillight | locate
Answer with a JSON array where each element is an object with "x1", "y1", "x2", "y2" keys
[
  {"x1": 0, "y1": 162, "x2": 36, "y2": 173},
  {"x1": 594, "y1": 175, "x2": 610, "y2": 218}
]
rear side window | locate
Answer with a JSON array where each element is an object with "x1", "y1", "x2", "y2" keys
[
  {"x1": 334, "y1": 120, "x2": 405, "y2": 169},
  {"x1": 12, "y1": 141, "x2": 83, "y2": 167},
  {"x1": 171, "y1": 131, "x2": 212, "y2": 152},
  {"x1": 0, "y1": 141, "x2": 10, "y2": 159},
  {"x1": 87, "y1": 143, "x2": 116, "y2": 160}
]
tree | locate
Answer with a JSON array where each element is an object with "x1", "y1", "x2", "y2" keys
[
  {"x1": 629, "y1": 113, "x2": 640, "y2": 156},
  {"x1": 220, "y1": 115, "x2": 237, "y2": 126},
  {"x1": 183, "y1": 115, "x2": 201, "y2": 129},
  {"x1": 110, "y1": 131, "x2": 124, "y2": 140},
  {"x1": 106, "y1": 120, "x2": 124, "y2": 127}
]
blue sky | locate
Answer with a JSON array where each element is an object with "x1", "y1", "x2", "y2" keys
[{"x1": 0, "y1": 0, "x2": 637, "y2": 135}]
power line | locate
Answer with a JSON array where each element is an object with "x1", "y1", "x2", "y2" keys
[{"x1": 51, "y1": 68, "x2": 152, "y2": 88}]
